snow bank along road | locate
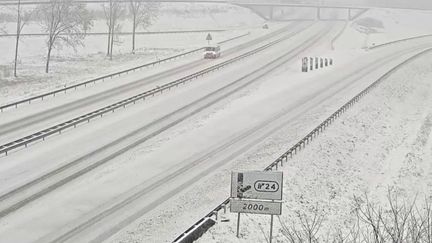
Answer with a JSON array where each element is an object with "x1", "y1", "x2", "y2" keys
[{"x1": 1, "y1": 20, "x2": 432, "y2": 242}]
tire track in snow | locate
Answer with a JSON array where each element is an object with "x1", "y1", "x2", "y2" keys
[
  {"x1": 0, "y1": 22, "x2": 325, "y2": 220},
  {"x1": 38, "y1": 25, "x2": 335, "y2": 243},
  {"x1": 0, "y1": 21, "x2": 310, "y2": 145},
  {"x1": 41, "y1": 29, "x2": 432, "y2": 243}
]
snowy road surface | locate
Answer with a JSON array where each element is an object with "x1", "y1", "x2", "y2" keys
[
  {"x1": 0, "y1": 21, "x2": 311, "y2": 146},
  {"x1": 0, "y1": 18, "x2": 432, "y2": 243},
  {"x1": 0, "y1": 20, "x2": 332, "y2": 242}
]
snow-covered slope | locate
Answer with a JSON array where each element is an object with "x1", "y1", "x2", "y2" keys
[{"x1": 336, "y1": 8, "x2": 432, "y2": 49}]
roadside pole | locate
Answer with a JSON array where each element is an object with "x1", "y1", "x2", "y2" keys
[
  {"x1": 236, "y1": 212, "x2": 241, "y2": 238},
  {"x1": 270, "y1": 215, "x2": 274, "y2": 243}
]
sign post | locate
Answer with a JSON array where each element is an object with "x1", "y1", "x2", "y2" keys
[
  {"x1": 270, "y1": 215, "x2": 274, "y2": 243},
  {"x1": 206, "y1": 33, "x2": 212, "y2": 45},
  {"x1": 236, "y1": 213, "x2": 241, "y2": 238},
  {"x1": 230, "y1": 171, "x2": 283, "y2": 242}
]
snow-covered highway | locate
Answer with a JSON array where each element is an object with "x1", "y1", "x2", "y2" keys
[
  {"x1": 0, "y1": 20, "x2": 337, "y2": 242},
  {"x1": 0, "y1": 22, "x2": 313, "y2": 147}
]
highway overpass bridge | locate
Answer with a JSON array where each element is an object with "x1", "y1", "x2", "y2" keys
[
  {"x1": 231, "y1": 2, "x2": 369, "y2": 21},
  {"x1": 1, "y1": 0, "x2": 431, "y2": 21},
  {"x1": 231, "y1": 0, "x2": 432, "y2": 20}
]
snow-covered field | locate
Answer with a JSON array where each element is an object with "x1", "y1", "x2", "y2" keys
[
  {"x1": 336, "y1": 8, "x2": 432, "y2": 49},
  {"x1": 0, "y1": 3, "x2": 265, "y2": 104}
]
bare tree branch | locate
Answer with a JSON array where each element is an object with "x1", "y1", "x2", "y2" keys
[
  {"x1": 13, "y1": 0, "x2": 33, "y2": 77},
  {"x1": 128, "y1": 0, "x2": 159, "y2": 53},
  {"x1": 37, "y1": 0, "x2": 93, "y2": 73},
  {"x1": 103, "y1": 0, "x2": 124, "y2": 60}
]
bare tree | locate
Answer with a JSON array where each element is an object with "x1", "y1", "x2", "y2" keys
[
  {"x1": 13, "y1": 0, "x2": 33, "y2": 77},
  {"x1": 37, "y1": 0, "x2": 92, "y2": 73},
  {"x1": 279, "y1": 207, "x2": 325, "y2": 243},
  {"x1": 128, "y1": 0, "x2": 159, "y2": 54},
  {"x1": 103, "y1": 0, "x2": 124, "y2": 60}
]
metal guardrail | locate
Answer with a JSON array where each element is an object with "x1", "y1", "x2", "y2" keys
[
  {"x1": 0, "y1": 30, "x2": 298, "y2": 156},
  {"x1": 369, "y1": 34, "x2": 432, "y2": 50},
  {"x1": 331, "y1": 21, "x2": 347, "y2": 50},
  {"x1": 217, "y1": 32, "x2": 250, "y2": 45},
  {"x1": 0, "y1": 32, "x2": 251, "y2": 113},
  {"x1": 0, "y1": 47, "x2": 203, "y2": 112},
  {"x1": 172, "y1": 47, "x2": 432, "y2": 243}
]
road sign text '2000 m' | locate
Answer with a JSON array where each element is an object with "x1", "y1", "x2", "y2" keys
[{"x1": 230, "y1": 199, "x2": 282, "y2": 215}]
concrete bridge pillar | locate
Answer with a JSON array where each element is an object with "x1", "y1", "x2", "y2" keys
[{"x1": 269, "y1": 6, "x2": 274, "y2": 20}]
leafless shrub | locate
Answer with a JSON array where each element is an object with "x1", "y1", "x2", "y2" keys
[
  {"x1": 353, "y1": 193, "x2": 386, "y2": 242},
  {"x1": 352, "y1": 189, "x2": 432, "y2": 243},
  {"x1": 279, "y1": 206, "x2": 325, "y2": 243},
  {"x1": 277, "y1": 189, "x2": 432, "y2": 243}
]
